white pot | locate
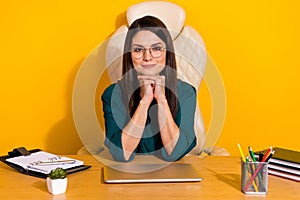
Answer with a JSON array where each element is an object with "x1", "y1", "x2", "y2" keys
[{"x1": 46, "y1": 177, "x2": 68, "y2": 195}]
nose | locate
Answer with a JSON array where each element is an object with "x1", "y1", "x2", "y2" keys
[{"x1": 143, "y1": 49, "x2": 152, "y2": 61}]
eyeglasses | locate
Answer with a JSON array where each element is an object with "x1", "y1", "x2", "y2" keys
[{"x1": 131, "y1": 46, "x2": 166, "y2": 59}]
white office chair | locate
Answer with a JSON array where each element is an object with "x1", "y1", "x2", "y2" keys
[{"x1": 75, "y1": 1, "x2": 229, "y2": 157}]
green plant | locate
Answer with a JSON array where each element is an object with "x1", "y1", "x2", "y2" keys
[{"x1": 48, "y1": 168, "x2": 67, "y2": 179}]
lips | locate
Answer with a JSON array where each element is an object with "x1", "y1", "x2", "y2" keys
[{"x1": 142, "y1": 64, "x2": 156, "y2": 68}]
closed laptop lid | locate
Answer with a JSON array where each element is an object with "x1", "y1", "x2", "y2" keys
[{"x1": 103, "y1": 163, "x2": 203, "y2": 184}]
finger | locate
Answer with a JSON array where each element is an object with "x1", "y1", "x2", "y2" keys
[
  {"x1": 138, "y1": 76, "x2": 156, "y2": 82},
  {"x1": 154, "y1": 78, "x2": 165, "y2": 87},
  {"x1": 140, "y1": 79, "x2": 155, "y2": 86},
  {"x1": 139, "y1": 76, "x2": 165, "y2": 83}
]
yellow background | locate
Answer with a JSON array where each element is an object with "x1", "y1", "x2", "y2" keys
[{"x1": 1, "y1": 0, "x2": 299, "y2": 156}]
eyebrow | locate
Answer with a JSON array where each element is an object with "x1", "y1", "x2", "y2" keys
[{"x1": 131, "y1": 42, "x2": 164, "y2": 47}]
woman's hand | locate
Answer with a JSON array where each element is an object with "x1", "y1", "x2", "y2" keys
[
  {"x1": 138, "y1": 76, "x2": 154, "y2": 104},
  {"x1": 138, "y1": 75, "x2": 166, "y2": 103}
]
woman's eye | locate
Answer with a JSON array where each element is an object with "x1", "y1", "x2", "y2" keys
[
  {"x1": 133, "y1": 47, "x2": 143, "y2": 52},
  {"x1": 152, "y1": 46, "x2": 163, "y2": 51}
]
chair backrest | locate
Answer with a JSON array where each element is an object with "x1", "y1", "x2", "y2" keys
[{"x1": 105, "y1": 1, "x2": 207, "y2": 155}]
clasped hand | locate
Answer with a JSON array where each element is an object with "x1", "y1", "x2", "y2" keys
[{"x1": 138, "y1": 75, "x2": 166, "y2": 103}]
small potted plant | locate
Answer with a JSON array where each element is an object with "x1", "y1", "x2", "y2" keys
[{"x1": 46, "y1": 167, "x2": 68, "y2": 195}]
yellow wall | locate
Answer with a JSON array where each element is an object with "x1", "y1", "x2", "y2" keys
[{"x1": 1, "y1": 0, "x2": 299, "y2": 156}]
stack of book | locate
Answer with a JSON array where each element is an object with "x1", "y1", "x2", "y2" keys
[{"x1": 256, "y1": 147, "x2": 300, "y2": 182}]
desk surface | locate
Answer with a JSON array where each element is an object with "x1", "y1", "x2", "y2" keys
[{"x1": 0, "y1": 155, "x2": 299, "y2": 200}]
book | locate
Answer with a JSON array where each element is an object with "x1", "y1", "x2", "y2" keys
[
  {"x1": 255, "y1": 147, "x2": 300, "y2": 168},
  {"x1": 268, "y1": 169, "x2": 300, "y2": 182},
  {"x1": 255, "y1": 147, "x2": 300, "y2": 181},
  {"x1": 267, "y1": 147, "x2": 300, "y2": 169},
  {"x1": 268, "y1": 163, "x2": 300, "y2": 176}
]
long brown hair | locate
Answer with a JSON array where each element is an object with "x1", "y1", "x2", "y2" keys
[{"x1": 120, "y1": 16, "x2": 178, "y2": 119}]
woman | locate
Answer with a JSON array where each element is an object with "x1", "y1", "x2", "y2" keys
[{"x1": 101, "y1": 16, "x2": 196, "y2": 162}]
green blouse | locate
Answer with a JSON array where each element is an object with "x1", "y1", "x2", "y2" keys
[{"x1": 101, "y1": 79, "x2": 196, "y2": 162}]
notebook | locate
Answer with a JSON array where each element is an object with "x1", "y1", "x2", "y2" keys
[
  {"x1": 268, "y1": 147, "x2": 300, "y2": 167},
  {"x1": 0, "y1": 147, "x2": 91, "y2": 178},
  {"x1": 102, "y1": 163, "x2": 203, "y2": 184},
  {"x1": 255, "y1": 147, "x2": 300, "y2": 169}
]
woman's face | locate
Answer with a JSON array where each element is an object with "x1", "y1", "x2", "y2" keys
[{"x1": 131, "y1": 30, "x2": 166, "y2": 76}]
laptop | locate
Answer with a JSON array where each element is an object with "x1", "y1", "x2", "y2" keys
[{"x1": 102, "y1": 163, "x2": 203, "y2": 184}]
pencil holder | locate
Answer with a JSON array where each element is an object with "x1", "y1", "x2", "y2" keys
[{"x1": 241, "y1": 161, "x2": 268, "y2": 195}]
